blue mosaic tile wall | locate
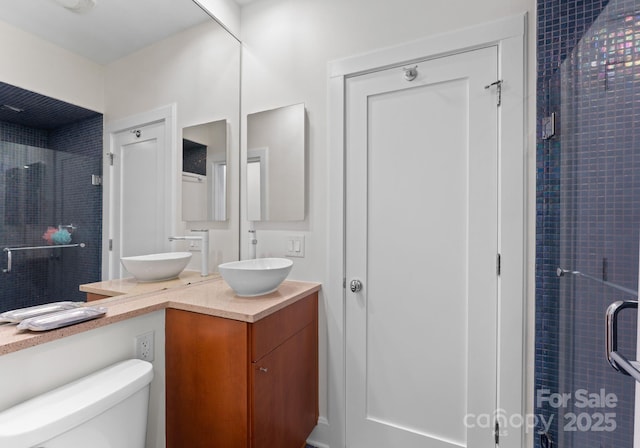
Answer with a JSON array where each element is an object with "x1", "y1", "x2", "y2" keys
[
  {"x1": 0, "y1": 100, "x2": 102, "y2": 312},
  {"x1": 0, "y1": 121, "x2": 48, "y2": 148},
  {"x1": 536, "y1": 1, "x2": 640, "y2": 447}
]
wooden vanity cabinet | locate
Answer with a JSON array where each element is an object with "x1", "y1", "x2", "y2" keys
[
  {"x1": 86, "y1": 293, "x2": 110, "y2": 302},
  {"x1": 166, "y1": 292, "x2": 319, "y2": 448}
]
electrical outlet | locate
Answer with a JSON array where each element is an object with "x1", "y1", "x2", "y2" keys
[{"x1": 135, "y1": 331, "x2": 154, "y2": 362}]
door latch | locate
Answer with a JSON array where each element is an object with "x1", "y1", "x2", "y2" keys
[{"x1": 484, "y1": 80, "x2": 503, "y2": 106}]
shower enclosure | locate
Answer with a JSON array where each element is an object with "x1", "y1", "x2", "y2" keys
[
  {"x1": 0, "y1": 85, "x2": 103, "y2": 313},
  {"x1": 536, "y1": 0, "x2": 639, "y2": 446}
]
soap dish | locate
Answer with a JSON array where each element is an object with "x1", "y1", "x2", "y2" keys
[
  {"x1": 0, "y1": 301, "x2": 82, "y2": 323},
  {"x1": 17, "y1": 307, "x2": 107, "y2": 332}
]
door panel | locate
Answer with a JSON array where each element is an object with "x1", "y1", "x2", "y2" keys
[
  {"x1": 111, "y1": 122, "x2": 168, "y2": 278},
  {"x1": 345, "y1": 47, "x2": 499, "y2": 447}
]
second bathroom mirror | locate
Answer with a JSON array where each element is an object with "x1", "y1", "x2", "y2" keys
[
  {"x1": 182, "y1": 119, "x2": 229, "y2": 222},
  {"x1": 247, "y1": 103, "x2": 305, "y2": 221}
]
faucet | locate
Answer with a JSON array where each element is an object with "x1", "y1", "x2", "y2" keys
[{"x1": 168, "y1": 229, "x2": 209, "y2": 276}]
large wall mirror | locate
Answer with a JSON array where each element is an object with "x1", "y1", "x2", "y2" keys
[
  {"x1": 0, "y1": 0, "x2": 242, "y2": 287},
  {"x1": 247, "y1": 103, "x2": 306, "y2": 221},
  {"x1": 182, "y1": 119, "x2": 229, "y2": 222}
]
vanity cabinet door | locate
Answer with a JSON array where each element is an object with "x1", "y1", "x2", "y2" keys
[
  {"x1": 166, "y1": 309, "x2": 250, "y2": 448},
  {"x1": 251, "y1": 322, "x2": 318, "y2": 448}
]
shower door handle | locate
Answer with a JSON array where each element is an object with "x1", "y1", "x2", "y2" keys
[
  {"x1": 605, "y1": 300, "x2": 640, "y2": 382},
  {"x1": 2, "y1": 248, "x2": 11, "y2": 273}
]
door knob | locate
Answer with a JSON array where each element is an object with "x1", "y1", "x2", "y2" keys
[{"x1": 350, "y1": 279, "x2": 363, "y2": 293}]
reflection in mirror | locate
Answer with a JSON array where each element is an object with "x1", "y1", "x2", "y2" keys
[
  {"x1": 247, "y1": 103, "x2": 305, "y2": 221},
  {"x1": 0, "y1": 0, "x2": 242, "y2": 288},
  {"x1": 182, "y1": 120, "x2": 228, "y2": 222}
]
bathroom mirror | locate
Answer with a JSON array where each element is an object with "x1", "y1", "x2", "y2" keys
[
  {"x1": 247, "y1": 103, "x2": 306, "y2": 221},
  {"x1": 182, "y1": 119, "x2": 229, "y2": 222},
  {"x1": 0, "y1": 0, "x2": 243, "y2": 284}
]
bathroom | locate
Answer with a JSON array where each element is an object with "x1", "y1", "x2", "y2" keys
[{"x1": 0, "y1": 0, "x2": 638, "y2": 447}]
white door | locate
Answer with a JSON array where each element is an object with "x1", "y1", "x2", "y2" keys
[
  {"x1": 110, "y1": 121, "x2": 170, "y2": 278},
  {"x1": 345, "y1": 47, "x2": 499, "y2": 447}
]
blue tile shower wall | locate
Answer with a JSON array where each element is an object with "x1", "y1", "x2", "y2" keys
[
  {"x1": 536, "y1": 1, "x2": 640, "y2": 447},
  {"x1": 0, "y1": 112, "x2": 102, "y2": 312},
  {"x1": 0, "y1": 121, "x2": 47, "y2": 148}
]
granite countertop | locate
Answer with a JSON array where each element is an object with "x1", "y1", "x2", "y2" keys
[
  {"x1": 0, "y1": 278, "x2": 321, "y2": 356},
  {"x1": 79, "y1": 270, "x2": 221, "y2": 297}
]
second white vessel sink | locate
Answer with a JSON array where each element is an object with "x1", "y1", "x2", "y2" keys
[
  {"x1": 218, "y1": 258, "x2": 293, "y2": 297},
  {"x1": 121, "y1": 252, "x2": 192, "y2": 282}
]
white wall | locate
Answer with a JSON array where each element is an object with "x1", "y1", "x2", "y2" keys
[
  {"x1": 0, "y1": 19, "x2": 104, "y2": 113},
  {"x1": 240, "y1": 1, "x2": 537, "y2": 447},
  {"x1": 0, "y1": 312, "x2": 166, "y2": 448},
  {"x1": 104, "y1": 19, "x2": 242, "y2": 270}
]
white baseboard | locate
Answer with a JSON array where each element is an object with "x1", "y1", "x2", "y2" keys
[{"x1": 307, "y1": 416, "x2": 331, "y2": 448}]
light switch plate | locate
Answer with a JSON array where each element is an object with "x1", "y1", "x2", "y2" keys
[
  {"x1": 188, "y1": 239, "x2": 201, "y2": 252},
  {"x1": 285, "y1": 235, "x2": 305, "y2": 258}
]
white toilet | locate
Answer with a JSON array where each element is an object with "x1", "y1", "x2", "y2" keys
[{"x1": 0, "y1": 359, "x2": 154, "y2": 448}]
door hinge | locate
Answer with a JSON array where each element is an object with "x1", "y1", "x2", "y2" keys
[
  {"x1": 496, "y1": 253, "x2": 501, "y2": 276},
  {"x1": 343, "y1": 278, "x2": 346, "y2": 289},
  {"x1": 108, "y1": 239, "x2": 113, "y2": 251},
  {"x1": 91, "y1": 174, "x2": 102, "y2": 186},
  {"x1": 106, "y1": 152, "x2": 114, "y2": 166},
  {"x1": 484, "y1": 80, "x2": 503, "y2": 107},
  {"x1": 494, "y1": 420, "x2": 500, "y2": 445},
  {"x1": 542, "y1": 112, "x2": 557, "y2": 140}
]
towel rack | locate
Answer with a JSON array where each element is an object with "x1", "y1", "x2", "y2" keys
[
  {"x1": 2, "y1": 243, "x2": 86, "y2": 273},
  {"x1": 557, "y1": 267, "x2": 638, "y2": 297},
  {"x1": 606, "y1": 300, "x2": 640, "y2": 382},
  {"x1": 182, "y1": 172, "x2": 204, "y2": 182}
]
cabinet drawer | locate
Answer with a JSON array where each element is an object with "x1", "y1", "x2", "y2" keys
[{"x1": 251, "y1": 292, "x2": 317, "y2": 362}]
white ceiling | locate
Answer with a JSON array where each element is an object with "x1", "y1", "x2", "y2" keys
[{"x1": 0, "y1": 0, "x2": 214, "y2": 64}]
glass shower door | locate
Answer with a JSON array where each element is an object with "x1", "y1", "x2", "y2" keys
[
  {"x1": 0, "y1": 141, "x2": 101, "y2": 312},
  {"x1": 536, "y1": 0, "x2": 640, "y2": 446}
]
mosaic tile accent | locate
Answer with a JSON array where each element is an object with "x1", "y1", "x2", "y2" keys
[
  {"x1": 536, "y1": 1, "x2": 640, "y2": 447},
  {"x1": 0, "y1": 121, "x2": 47, "y2": 147}
]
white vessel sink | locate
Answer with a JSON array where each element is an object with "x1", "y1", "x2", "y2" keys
[
  {"x1": 120, "y1": 252, "x2": 192, "y2": 282},
  {"x1": 218, "y1": 258, "x2": 293, "y2": 297}
]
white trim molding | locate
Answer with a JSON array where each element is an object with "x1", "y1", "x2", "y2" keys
[{"x1": 326, "y1": 13, "x2": 527, "y2": 448}]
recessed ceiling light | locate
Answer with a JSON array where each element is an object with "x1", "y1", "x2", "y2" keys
[{"x1": 54, "y1": 0, "x2": 97, "y2": 13}]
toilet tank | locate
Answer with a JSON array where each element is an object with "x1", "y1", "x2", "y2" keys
[{"x1": 0, "y1": 359, "x2": 154, "y2": 448}]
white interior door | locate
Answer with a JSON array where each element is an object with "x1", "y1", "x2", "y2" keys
[
  {"x1": 345, "y1": 46, "x2": 499, "y2": 447},
  {"x1": 110, "y1": 121, "x2": 169, "y2": 278}
]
